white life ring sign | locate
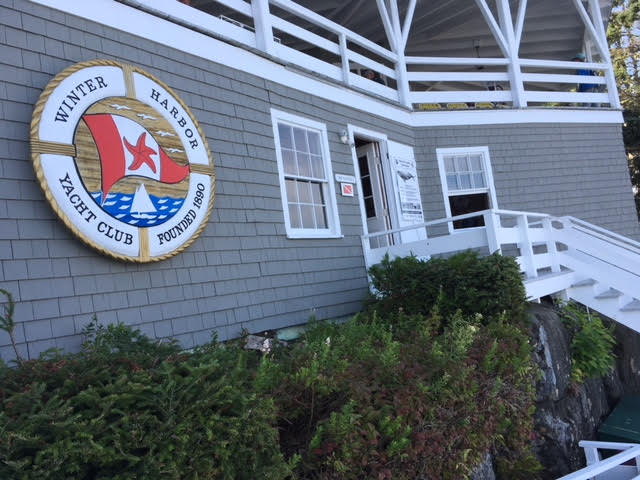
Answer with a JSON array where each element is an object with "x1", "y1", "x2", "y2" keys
[{"x1": 30, "y1": 60, "x2": 215, "y2": 262}]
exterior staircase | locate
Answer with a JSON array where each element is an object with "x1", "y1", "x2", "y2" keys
[
  {"x1": 525, "y1": 215, "x2": 640, "y2": 332},
  {"x1": 362, "y1": 210, "x2": 640, "y2": 332}
]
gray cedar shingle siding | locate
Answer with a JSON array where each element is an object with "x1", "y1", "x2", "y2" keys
[
  {"x1": 414, "y1": 123, "x2": 640, "y2": 240},
  {"x1": 0, "y1": 2, "x2": 638, "y2": 360}
]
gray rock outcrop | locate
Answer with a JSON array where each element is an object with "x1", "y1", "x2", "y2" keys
[{"x1": 529, "y1": 302, "x2": 640, "y2": 478}]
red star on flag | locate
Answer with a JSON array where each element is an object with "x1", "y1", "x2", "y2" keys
[{"x1": 124, "y1": 132, "x2": 157, "y2": 173}]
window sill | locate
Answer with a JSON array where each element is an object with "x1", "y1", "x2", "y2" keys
[{"x1": 286, "y1": 232, "x2": 344, "y2": 240}]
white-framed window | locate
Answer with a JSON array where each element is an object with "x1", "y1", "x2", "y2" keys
[
  {"x1": 271, "y1": 109, "x2": 341, "y2": 238},
  {"x1": 436, "y1": 146, "x2": 498, "y2": 232}
]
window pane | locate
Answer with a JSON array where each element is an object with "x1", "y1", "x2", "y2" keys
[
  {"x1": 315, "y1": 206, "x2": 327, "y2": 229},
  {"x1": 289, "y1": 203, "x2": 302, "y2": 228},
  {"x1": 286, "y1": 179, "x2": 298, "y2": 202},
  {"x1": 310, "y1": 154, "x2": 324, "y2": 179},
  {"x1": 311, "y1": 182, "x2": 324, "y2": 204},
  {"x1": 362, "y1": 177, "x2": 373, "y2": 197},
  {"x1": 282, "y1": 149, "x2": 297, "y2": 175},
  {"x1": 444, "y1": 156, "x2": 455, "y2": 173},
  {"x1": 469, "y1": 154, "x2": 483, "y2": 171},
  {"x1": 300, "y1": 204, "x2": 315, "y2": 228},
  {"x1": 365, "y1": 197, "x2": 376, "y2": 218},
  {"x1": 293, "y1": 127, "x2": 308, "y2": 153},
  {"x1": 278, "y1": 123, "x2": 293, "y2": 149},
  {"x1": 455, "y1": 155, "x2": 469, "y2": 172},
  {"x1": 298, "y1": 153, "x2": 312, "y2": 177},
  {"x1": 308, "y1": 131, "x2": 321, "y2": 155},
  {"x1": 459, "y1": 173, "x2": 472, "y2": 189},
  {"x1": 298, "y1": 180, "x2": 312, "y2": 203},
  {"x1": 473, "y1": 172, "x2": 485, "y2": 188},
  {"x1": 358, "y1": 156, "x2": 370, "y2": 175},
  {"x1": 450, "y1": 193, "x2": 489, "y2": 229},
  {"x1": 446, "y1": 174, "x2": 458, "y2": 190}
]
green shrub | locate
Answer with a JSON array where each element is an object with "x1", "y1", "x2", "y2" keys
[
  {"x1": 560, "y1": 302, "x2": 617, "y2": 384},
  {"x1": 0, "y1": 323, "x2": 291, "y2": 480},
  {"x1": 367, "y1": 251, "x2": 527, "y2": 326},
  {"x1": 260, "y1": 308, "x2": 539, "y2": 479},
  {"x1": 0, "y1": 253, "x2": 541, "y2": 479}
]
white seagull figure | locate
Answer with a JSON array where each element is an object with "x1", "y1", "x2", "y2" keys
[
  {"x1": 156, "y1": 130, "x2": 175, "y2": 137},
  {"x1": 137, "y1": 113, "x2": 157, "y2": 120},
  {"x1": 166, "y1": 148, "x2": 184, "y2": 153},
  {"x1": 110, "y1": 104, "x2": 131, "y2": 110}
]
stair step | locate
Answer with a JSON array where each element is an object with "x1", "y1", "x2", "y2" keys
[
  {"x1": 523, "y1": 270, "x2": 570, "y2": 283},
  {"x1": 621, "y1": 300, "x2": 640, "y2": 312},
  {"x1": 571, "y1": 278, "x2": 596, "y2": 288},
  {"x1": 594, "y1": 288, "x2": 623, "y2": 300},
  {"x1": 523, "y1": 271, "x2": 575, "y2": 300}
]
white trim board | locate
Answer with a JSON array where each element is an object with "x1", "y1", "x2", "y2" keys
[
  {"x1": 411, "y1": 108, "x2": 623, "y2": 126},
  {"x1": 347, "y1": 125, "x2": 389, "y2": 240},
  {"x1": 27, "y1": 0, "x2": 624, "y2": 127}
]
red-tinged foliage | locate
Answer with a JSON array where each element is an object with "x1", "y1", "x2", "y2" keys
[{"x1": 258, "y1": 306, "x2": 540, "y2": 479}]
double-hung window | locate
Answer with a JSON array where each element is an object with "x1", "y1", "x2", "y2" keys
[
  {"x1": 271, "y1": 110, "x2": 340, "y2": 238},
  {"x1": 436, "y1": 146, "x2": 498, "y2": 231}
]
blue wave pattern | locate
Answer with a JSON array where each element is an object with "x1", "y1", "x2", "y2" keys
[{"x1": 91, "y1": 192, "x2": 186, "y2": 227}]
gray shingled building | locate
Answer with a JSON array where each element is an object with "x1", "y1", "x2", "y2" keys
[{"x1": 2, "y1": 0, "x2": 640, "y2": 361}]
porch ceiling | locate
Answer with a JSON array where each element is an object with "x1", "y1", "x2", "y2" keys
[{"x1": 190, "y1": 0, "x2": 613, "y2": 62}]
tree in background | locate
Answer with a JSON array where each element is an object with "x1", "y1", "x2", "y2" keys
[
  {"x1": 608, "y1": 0, "x2": 640, "y2": 217},
  {"x1": 609, "y1": 0, "x2": 640, "y2": 109}
]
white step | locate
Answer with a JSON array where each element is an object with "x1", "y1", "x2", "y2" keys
[
  {"x1": 594, "y1": 288, "x2": 623, "y2": 300},
  {"x1": 571, "y1": 278, "x2": 596, "y2": 288},
  {"x1": 621, "y1": 299, "x2": 640, "y2": 312},
  {"x1": 524, "y1": 271, "x2": 576, "y2": 300}
]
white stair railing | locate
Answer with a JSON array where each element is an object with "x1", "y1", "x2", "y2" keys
[
  {"x1": 557, "y1": 441, "x2": 640, "y2": 480},
  {"x1": 362, "y1": 209, "x2": 640, "y2": 329},
  {"x1": 361, "y1": 208, "x2": 551, "y2": 271}
]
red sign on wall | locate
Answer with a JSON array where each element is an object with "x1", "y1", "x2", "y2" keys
[{"x1": 341, "y1": 183, "x2": 354, "y2": 197}]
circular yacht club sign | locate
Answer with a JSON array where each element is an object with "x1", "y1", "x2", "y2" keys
[{"x1": 31, "y1": 60, "x2": 215, "y2": 262}]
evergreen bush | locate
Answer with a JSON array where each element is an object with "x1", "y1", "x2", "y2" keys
[
  {"x1": 367, "y1": 251, "x2": 528, "y2": 326},
  {"x1": 0, "y1": 323, "x2": 291, "y2": 479}
]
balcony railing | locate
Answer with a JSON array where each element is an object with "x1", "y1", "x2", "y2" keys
[{"x1": 124, "y1": 0, "x2": 621, "y2": 111}]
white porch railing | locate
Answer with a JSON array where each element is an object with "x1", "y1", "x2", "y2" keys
[
  {"x1": 361, "y1": 209, "x2": 640, "y2": 329},
  {"x1": 407, "y1": 57, "x2": 612, "y2": 109},
  {"x1": 557, "y1": 441, "x2": 640, "y2": 480},
  {"x1": 123, "y1": 0, "x2": 620, "y2": 110}
]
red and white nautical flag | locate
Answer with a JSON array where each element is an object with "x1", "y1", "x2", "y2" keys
[{"x1": 83, "y1": 114, "x2": 189, "y2": 201}]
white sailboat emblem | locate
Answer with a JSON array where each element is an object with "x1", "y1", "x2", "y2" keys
[{"x1": 130, "y1": 183, "x2": 157, "y2": 219}]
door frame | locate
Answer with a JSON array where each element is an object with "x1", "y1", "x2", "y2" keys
[{"x1": 347, "y1": 125, "x2": 397, "y2": 243}]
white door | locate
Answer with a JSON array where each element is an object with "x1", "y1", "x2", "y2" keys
[{"x1": 356, "y1": 143, "x2": 393, "y2": 249}]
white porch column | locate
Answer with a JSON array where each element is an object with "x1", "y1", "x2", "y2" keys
[
  {"x1": 497, "y1": 0, "x2": 527, "y2": 108},
  {"x1": 376, "y1": 0, "x2": 413, "y2": 108},
  {"x1": 389, "y1": 0, "x2": 411, "y2": 108},
  {"x1": 339, "y1": 33, "x2": 351, "y2": 86},
  {"x1": 251, "y1": 0, "x2": 275, "y2": 55}
]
